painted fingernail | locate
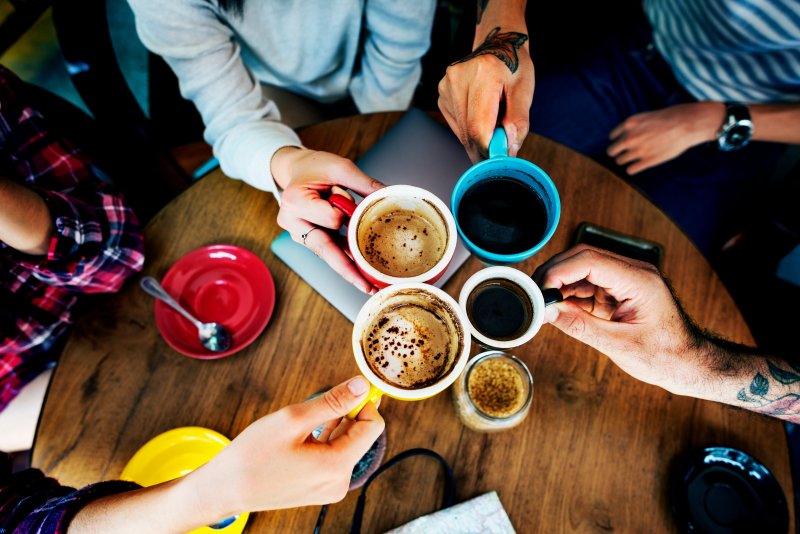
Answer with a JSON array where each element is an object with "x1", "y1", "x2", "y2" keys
[{"x1": 348, "y1": 376, "x2": 369, "y2": 395}]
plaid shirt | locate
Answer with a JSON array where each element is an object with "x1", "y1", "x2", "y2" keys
[
  {"x1": 0, "y1": 66, "x2": 144, "y2": 411},
  {"x1": 0, "y1": 452, "x2": 140, "y2": 532}
]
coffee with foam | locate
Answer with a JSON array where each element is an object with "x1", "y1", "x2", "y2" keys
[
  {"x1": 361, "y1": 289, "x2": 462, "y2": 389},
  {"x1": 356, "y1": 197, "x2": 448, "y2": 278}
]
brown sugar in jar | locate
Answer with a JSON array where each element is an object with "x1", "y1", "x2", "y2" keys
[{"x1": 452, "y1": 351, "x2": 533, "y2": 432}]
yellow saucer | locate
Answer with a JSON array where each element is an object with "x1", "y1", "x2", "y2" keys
[{"x1": 121, "y1": 426, "x2": 249, "y2": 534}]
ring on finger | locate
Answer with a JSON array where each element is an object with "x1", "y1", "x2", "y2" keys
[{"x1": 301, "y1": 226, "x2": 320, "y2": 246}]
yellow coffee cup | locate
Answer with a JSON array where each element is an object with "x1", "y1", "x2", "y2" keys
[{"x1": 347, "y1": 283, "x2": 471, "y2": 419}]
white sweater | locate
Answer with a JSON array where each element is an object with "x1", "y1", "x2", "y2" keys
[{"x1": 128, "y1": 0, "x2": 436, "y2": 193}]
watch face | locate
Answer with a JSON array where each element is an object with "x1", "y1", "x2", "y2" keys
[
  {"x1": 721, "y1": 123, "x2": 753, "y2": 151},
  {"x1": 728, "y1": 124, "x2": 751, "y2": 147}
]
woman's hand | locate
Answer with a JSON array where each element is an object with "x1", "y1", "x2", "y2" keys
[{"x1": 272, "y1": 148, "x2": 385, "y2": 293}]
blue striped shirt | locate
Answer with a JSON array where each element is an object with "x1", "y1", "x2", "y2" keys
[{"x1": 645, "y1": 0, "x2": 800, "y2": 102}]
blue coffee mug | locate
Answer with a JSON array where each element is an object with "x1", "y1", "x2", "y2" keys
[{"x1": 451, "y1": 128, "x2": 560, "y2": 264}]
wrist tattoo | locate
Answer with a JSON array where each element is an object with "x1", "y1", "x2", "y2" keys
[
  {"x1": 476, "y1": 0, "x2": 489, "y2": 24},
  {"x1": 451, "y1": 27, "x2": 528, "y2": 74}
]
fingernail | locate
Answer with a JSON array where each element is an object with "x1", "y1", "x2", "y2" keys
[
  {"x1": 544, "y1": 305, "x2": 559, "y2": 324},
  {"x1": 348, "y1": 376, "x2": 369, "y2": 395},
  {"x1": 505, "y1": 124, "x2": 517, "y2": 152}
]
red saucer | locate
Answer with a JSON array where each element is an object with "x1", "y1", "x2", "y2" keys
[{"x1": 154, "y1": 245, "x2": 275, "y2": 359}]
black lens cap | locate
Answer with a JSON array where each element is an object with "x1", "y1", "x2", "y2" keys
[{"x1": 670, "y1": 446, "x2": 788, "y2": 534}]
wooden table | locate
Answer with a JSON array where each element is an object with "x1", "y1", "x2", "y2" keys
[{"x1": 33, "y1": 113, "x2": 793, "y2": 533}]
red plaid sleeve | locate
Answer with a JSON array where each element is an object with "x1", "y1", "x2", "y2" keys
[{"x1": 0, "y1": 66, "x2": 144, "y2": 291}]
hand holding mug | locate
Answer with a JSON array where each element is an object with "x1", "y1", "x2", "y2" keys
[
  {"x1": 271, "y1": 147, "x2": 385, "y2": 293},
  {"x1": 328, "y1": 185, "x2": 458, "y2": 289},
  {"x1": 72, "y1": 377, "x2": 384, "y2": 532},
  {"x1": 452, "y1": 128, "x2": 560, "y2": 265},
  {"x1": 533, "y1": 245, "x2": 702, "y2": 394},
  {"x1": 348, "y1": 283, "x2": 471, "y2": 419}
]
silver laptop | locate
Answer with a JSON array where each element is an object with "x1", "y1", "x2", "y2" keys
[{"x1": 271, "y1": 109, "x2": 472, "y2": 322}]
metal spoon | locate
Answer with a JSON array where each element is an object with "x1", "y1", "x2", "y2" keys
[{"x1": 140, "y1": 276, "x2": 232, "y2": 353}]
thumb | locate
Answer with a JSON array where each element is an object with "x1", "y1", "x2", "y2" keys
[
  {"x1": 502, "y1": 85, "x2": 532, "y2": 157},
  {"x1": 293, "y1": 377, "x2": 372, "y2": 433},
  {"x1": 545, "y1": 300, "x2": 618, "y2": 352}
]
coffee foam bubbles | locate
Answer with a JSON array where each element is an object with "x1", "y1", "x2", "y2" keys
[
  {"x1": 362, "y1": 290, "x2": 461, "y2": 389},
  {"x1": 356, "y1": 197, "x2": 448, "y2": 278}
]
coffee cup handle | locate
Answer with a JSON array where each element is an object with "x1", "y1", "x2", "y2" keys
[
  {"x1": 488, "y1": 127, "x2": 509, "y2": 159},
  {"x1": 346, "y1": 383, "x2": 384, "y2": 420},
  {"x1": 541, "y1": 288, "x2": 564, "y2": 306},
  {"x1": 328, "y1": 194, "x2": 358, "y2": 218}
]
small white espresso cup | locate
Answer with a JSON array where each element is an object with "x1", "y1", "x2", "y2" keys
[{"x1": 458, "y1": 266, "x2": 563, "y2": 350}]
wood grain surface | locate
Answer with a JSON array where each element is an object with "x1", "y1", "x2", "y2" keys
[{"x1": 33, "y1": 113, "x2": 793, "y2": 533}]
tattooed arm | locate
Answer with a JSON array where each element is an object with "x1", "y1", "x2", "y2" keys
[
  {"x1": 533, "y1": 245, "x2": 800, "y2": 423},
  {"x1": 438, "y1": 0, "x2": 532, "y2": 162}
]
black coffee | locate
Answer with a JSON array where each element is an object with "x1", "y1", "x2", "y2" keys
[
  {"x1": 467, "y1": 279, "x2": 533, "y2": 341},
  {"x1": 457, "y1": 177, "x2": 547, "y2": 255}
]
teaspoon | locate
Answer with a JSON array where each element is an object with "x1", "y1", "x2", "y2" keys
[{"x1": 140, "y1": 276, "x2": 232, "y2": 353}]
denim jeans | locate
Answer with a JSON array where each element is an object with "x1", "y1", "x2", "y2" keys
[{"x1": 530, "y1": 20, "x2": 785, "y2": 256}]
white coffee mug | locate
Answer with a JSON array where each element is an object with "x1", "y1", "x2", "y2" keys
[
  {"x1": 347, "y1": 283, "x2": 471, "y2": 418},
  {"x1": 458, "y1": 266, "x2": 563, "y2": 349}
]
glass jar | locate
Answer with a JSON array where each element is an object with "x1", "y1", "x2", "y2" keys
[{"x1": 451, "y1": 351, "x2": 533, "y2": 432}]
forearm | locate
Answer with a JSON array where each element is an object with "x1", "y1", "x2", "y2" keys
[
  {"x1": 0, "y1": 176, "x2": 54, "y2": 255},
  {"x1": 475, "y1": 0, "x2": 528, "y2": 43},
  {"x1": 69, "y1": 476, "x2": 224, "y2": 533},
  {"x1": 688, "y1": 335, "x2": 800, "y2": 422},
  {"x1": 683, "y1": 102, "x2": 800, "y2": 147},
  {"x1": 750, "y1": 104, "x2": 800, "y2": 144}
]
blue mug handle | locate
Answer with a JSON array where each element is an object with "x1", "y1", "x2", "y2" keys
[{"x1": 488, "y1": 127, "x2": 508, "y2": 159}]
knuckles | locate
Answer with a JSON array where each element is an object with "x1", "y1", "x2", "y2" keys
[
  {"x1": 563, "y1": 313, "x2": 588, "y2": 338},
  {"x1": 321, "y1": 386, "x2": 351, "y2": 416},
  {"x1": 279, "y1": 404, "x2": 307, "y2": 426}
]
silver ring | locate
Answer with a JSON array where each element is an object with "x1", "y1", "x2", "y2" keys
[{"x1": 301, "y1": 227, "x2": 319, "y2": 246}]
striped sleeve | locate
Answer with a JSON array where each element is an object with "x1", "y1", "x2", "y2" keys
[{"x1": 645, "y1": 0, "x2": 800, "y2": 103}]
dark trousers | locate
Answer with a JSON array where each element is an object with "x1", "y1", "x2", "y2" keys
[{"x1": 530, "y1": 20, "x2": 785, "y2": 256}]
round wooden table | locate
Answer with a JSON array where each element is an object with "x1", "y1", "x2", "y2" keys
[{"x1": 33, "y1": 113, "x2": 793, "y2": 533}]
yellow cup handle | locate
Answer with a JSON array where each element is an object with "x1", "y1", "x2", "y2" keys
[{"x1": 346, "y1": 384, "x2": 383, "y2": 420}]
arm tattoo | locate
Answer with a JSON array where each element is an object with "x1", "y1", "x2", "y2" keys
[
  {"x1": 705, "y1": 334, "x2": 800, "y2": 422},
  {"x1": 451, "y1": 27, "x2": 528, "y2": 74},
  {"x1": 476, "y1": 0, "x2": 490, "y2": 24},
  {"x1": 737, "y1": 359, "x2": 800, "y2": 421}
]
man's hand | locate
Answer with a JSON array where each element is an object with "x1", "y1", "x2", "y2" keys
[
  {"x1": 438, "y1": 1, "x2": 533, "y2": 163},
  {"x1": 607, "y1": 102, "x2": 725, "y2": 175},
  {"x1": 534, "y1": 245, "x2": 800, "y2": 422},
  {"x1": 271, "y1": 147, "x2": 384, "y2": 293},
  {"x1": 71, "y1": 376, "x2": 385, "y2": 532},
  {"x1": 533, "y1": 245, "x2": 702, "y2": 394}
]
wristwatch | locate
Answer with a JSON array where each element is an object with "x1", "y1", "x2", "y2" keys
[{"x1": 716, "y1": 102, "x2": 753, "y2": 151}]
